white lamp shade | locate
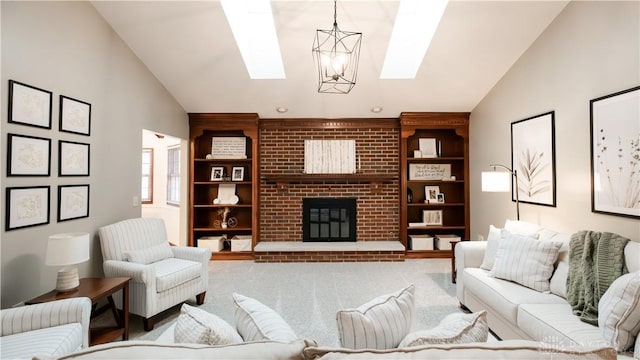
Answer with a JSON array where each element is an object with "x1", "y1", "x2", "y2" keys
[
  {"x1": 481, "y1": 171, "x2": 511, "y2": 192},
  {"x1": 46, "y1": 232, "x2": 90, "y2": 266}
]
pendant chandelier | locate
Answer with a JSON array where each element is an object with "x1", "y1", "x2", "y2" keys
[{"x1": 312, "y1": 0, "x2": 362, "y2": 94}]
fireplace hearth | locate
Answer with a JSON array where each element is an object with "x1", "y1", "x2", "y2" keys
[{"x1": 302, "y1": 198, "x2": 356, "y2": 242}]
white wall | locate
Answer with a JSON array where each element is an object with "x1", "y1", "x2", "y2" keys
[
  {"x1": 1, "y1": 1, "x2": 188, "y2": 307},
  {"x1": 470, "y1": 1, "x2": 639, "y2": 240}
]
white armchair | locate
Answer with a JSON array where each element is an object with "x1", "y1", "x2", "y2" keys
[
  {"x1": 0, "y1": 297, "x2": 91, "y2": 358},
  {"x1": 98, "y1": 218, "x2": 211, "y2": 331}
]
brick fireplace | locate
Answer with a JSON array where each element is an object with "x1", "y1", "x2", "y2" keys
[{"x1": 257, "y1": 119, "x2": 401, "y2": 261}]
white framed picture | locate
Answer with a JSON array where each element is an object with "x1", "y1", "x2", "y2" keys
[
  {"x1": 232, "y1": 166, "x2": 244, "y2": 181},
  {"x1": 409, "y1": 163, "x2": 451, "y2": 180},
  {"x1": 210, "y1": 167, "x2": 224, "y2": 181},
  {"x1": 423, "y1": 210, "x2": 443, "y2": 226},
  {"x1": 424, "y1": 186, "x2": 440, "y2": 203}
]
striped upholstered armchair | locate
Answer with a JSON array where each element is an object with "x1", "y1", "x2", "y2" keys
[{"x1": 98, "y1": 218, "x2": 211, "y2": 331}]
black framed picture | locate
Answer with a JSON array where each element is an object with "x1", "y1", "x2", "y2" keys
[
  {"x1": 511, "y1": 111, "x2": 556, "y2": 207},
  {"x1": 58, "y1": 184, "x2": 90, "y2": 222},
  {"x1": 590, "y1": 85, "x2": 640, "y2": 218},
  {"x1": 5, "y1": 186, "x2": 50, "y2": 231},
  {"x1": 7, "y1": 133, "x2": 51, "y2": 176},
  {"x1": 59, "y1": 95, "x2": 91, "y2": 136},
  {"x1": 59, "y1": 140, "x2": 90, "y2": 176},
  {"x1": 8, "y1": 80, "x2": 52, "y2": 129}
]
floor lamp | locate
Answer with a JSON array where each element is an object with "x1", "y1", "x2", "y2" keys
[{"x1": 481, "y1": 164, "x2": 520, "y2": 220}]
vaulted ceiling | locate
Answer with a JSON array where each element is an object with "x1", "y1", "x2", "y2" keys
[{"x1": 92, "y1": 1, "x2": 569, "y2": 119}]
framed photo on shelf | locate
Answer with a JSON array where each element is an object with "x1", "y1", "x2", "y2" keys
[
  {"x1": 7, "y1": 133, "x2": 51, "y2": 176},
  {"x1": 210, "y1": 167, "x2": 224, "y2": 181},
  {"x1": 423, "y1": 210, "x2": 443, "y2": 226},
  {"x1": 424, "y1": 185, "x2": 440, "y2": 203},
  {"x1": 59, "y1": 140, "x2": 90, "y2": 176},
  {"x1": 58, "y1": 184, "x2": 89, "y2": 222},
  {"x1": 418, "y1": 138, "x2": 438, "y2": 158},
  {"x1": 511, "y1": 111, "x2": 556, "y2": 207},
  {"x1": 590, "y1": 85, "x2": 640, "y2": 218},
  {"x1": 5, "y1": 186, "x2": 50, "y2": 231},
  {"x1": 437, "y1": 193, "x2": 445, "y2": 203},
  {"x1": 59, "y1": 95, "x2": 91, "y2": 136},
  {"x1": 8, "y1": 80, "x2": 52, "y2": 129},
  {"x1": 231, "y1": 166, "x2": 244, "y2": 181}
]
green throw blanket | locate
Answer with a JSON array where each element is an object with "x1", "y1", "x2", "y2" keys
[{"x1": 566, "y1": 230, "x2": 629, "y2": 325}]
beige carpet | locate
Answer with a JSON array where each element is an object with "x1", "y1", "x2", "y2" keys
[{"x1": 100, "y1": 259, "x2": 466, "y2": 347}]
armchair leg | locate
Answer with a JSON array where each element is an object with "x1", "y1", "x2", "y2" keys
[
  {"x1": 196, "y1": 292, "x2": 206, "y2": 305},
  {"x1": 143, "y1": 317, "x2": 155, "y2": 331}
]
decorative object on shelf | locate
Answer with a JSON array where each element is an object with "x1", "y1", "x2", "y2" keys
[
  {"x1": 8, "y1": 80, "x2": 52, "y2": 129},
  {"x1": 423, "y1": 210, "x2": 443, "y2": 226},
  {"x1": 59, "y1": 140, "x2": 89, "y2": 176},
  {"x1": 409, "y1": 163, "x2": 451, "y2": 180},
  {"x1": 437, "y1": 193, "x2": 445, "y2": 203},
  {"x1": 424, "y1": 185, "x2": 440, "y2": 203},
  {"x1": 7, "y1": 133, "x2": 51, "y2": 176},
  {"x1": 211, "y1": 137, "x2": 247, "y2": 159},
  {"x1": 59, "y1": 95, "x2": 91, "y2": 136},
  {"x1": 218, "y1": 207, "x2": 232, "y2": 229},
  {"x1": 312, "y1": 0, "x2": 362, "y2": 94},
  {"x1": 5, "y1": 186, "x2": 50, "y2": 231},
  {"x1": 205, "y1": 154, "x2": 213, "y2": 159},
  {"x1": 418, "y1": 138, "x2": 438, "y2": 158},
  {"x1": 413, "y1": 150, "x2": 422, "y2": 158},
  {"x1": 590, "y1": 85, "x2": 640, "y2": 219},
  {"x1": 407, "y1": 188, "x2": 413, "y2": 203},
  {"x1": 511, "y1": 111, "x2": 556, "y2": 207},
  {"x1": 215, "y1": 184, "x2": 237, "y2": 205},
  {"x1": 210, "y1": 166, "x2": 224, "y2": 181},
  {"x1": 232, "y1": 166, "x2": 244, "y2": 181},
  {"x1": 482, "y1": 164, "x2": 520, "y2": 220},
  {"x1": 227, "y1": 217, "x2": 238, "y2": 228},
  {"x1": 57, "y1": 184, "x2": 89, "y2": 222},
  {"x1": 45, "y1": 232, "x2": 90, "y2": 292}
]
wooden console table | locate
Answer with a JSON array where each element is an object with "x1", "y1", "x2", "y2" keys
[{"x1": 26, "y1": 277, "x2": 130, "y2": 346}]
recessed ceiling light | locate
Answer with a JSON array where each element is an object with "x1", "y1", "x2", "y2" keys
[
  {"x1": 371, "y1": 106, "x2": 383, "y2": 113},
  {"x1": 380, "y1": 0, "x2": 448, "y2": 79},
  {"x1": 221, "y1": 0, "x2": 285, "y2": 79},
  {"x1": 276, "y1": 107, "x2": 288, "y2": 113}
]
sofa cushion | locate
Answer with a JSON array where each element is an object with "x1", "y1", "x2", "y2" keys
[
  {"x1": 232, "y1": 293, "x2": 298, "y2": 343},
  {"x1": 336, "y1": 284, "x2": 415, "y2": 350},
  {"x1": 124, "y1": 242, "x2": 173, "y2": 265},
  {"x1": 152, "y1": 258, "x2": 202, "y2": 292},
  {"x1": 303, "y1": 339, "x2": 617, "y2": 360},
  {"x1": 0, "y1": 323, "x2": 83, "y2": 359},
  {"x1": 517, "y1": 303, "x2": 607, "y2": 348},
  {"x1": 598, "y1": 271, "x2": 640, "y2": 352},
  {"x1": 462, "y1": 268, "x2": 566, "y2": 324},
  {"x1": 398, "y1": 311, "x2": 487, "y2": 347},
  {"x1": 174, "y1": 304, "x2": 242, "y2": 345},
  {"x1": 479, "y1": 225, "x2": 502, "y2": 270},
  {"x1": 504, "y1": 219, "x2": 541, "y2": 237},
  {"x1": 491, "y1": 232, "x2": 562, "y2": 292},
  {"x1": 550, "y1": 261, "x2": 569, "y2": 299}
]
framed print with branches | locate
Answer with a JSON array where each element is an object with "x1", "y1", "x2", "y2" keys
[
  {"x1": 511, "y1": 111, "x2": 556, "y2": 207},
  {"x1": 590, "y1": 85, "x2": 640, "y2": 218}
]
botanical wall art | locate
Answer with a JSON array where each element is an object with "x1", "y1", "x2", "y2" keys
[
  {"x1": 511, "y1": 111, "x2": 556, "y2": 207},
  {"x1": 7, "y1": 133, "x2": 51, "y2": 176},
  {"x1": 5, "y1": 186, "x2": 50, "y2": 231},
  {"x1": 8, "y1": 80, "x2": 52, "y2": 129},
  {"x1": 59, "y1": 95, "x2": 91, "y2": 135},
  {"x1": 59, "y1": 140, "x2": 90, "y2": 176},
  {"x1": 590, "y1": 85, "x2": 640, "y2": 218},
  {"x1": 58, "y1": 185, "x2": 89, "y2": 222}
]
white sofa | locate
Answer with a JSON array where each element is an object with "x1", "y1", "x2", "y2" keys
[
  {"x1": 0, "y1": 297, "x2": 92, "y2": 359},
  {"x1": 455, "y1": 220, "x2": 640, "y2": 359}
]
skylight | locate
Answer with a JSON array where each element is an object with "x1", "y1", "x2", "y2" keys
[
  {"x1": 380, "y1": 0, "x2": 448, "y2": 79},
  {"x1": 220, "y1": 0, "x2": 285, "y2": 79}
]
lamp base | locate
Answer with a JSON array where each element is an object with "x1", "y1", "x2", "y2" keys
[{"x1": 56, "y1": 267, "x2": 79, "y2": 292}]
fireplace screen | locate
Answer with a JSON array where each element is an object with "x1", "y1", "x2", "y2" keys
[{"x1": 303, "y1": 198, "x2": 356, "y2": 242}]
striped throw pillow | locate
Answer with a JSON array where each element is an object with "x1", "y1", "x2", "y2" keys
[
  {"x1": 174, "y1": 304, "x2": 242, "y2": 345},
  {"x1": 337, "y1": 284, "x2": 415, "y2": 350},
  {"x1": 598, "y1": 271, "x2": 640, "y2": 352},
  {"x1": 398, "y1": 311, "x2": 488, "y2": 347},
  {"x1": 491, "y1": 232, "x2": 562, "y2": 292},
  {"x1": 232, "y1": 293, "x2": 298, "y2": 342},
  {"x1": 124, "y1": 243, "x2": 173, "y2": 264}
]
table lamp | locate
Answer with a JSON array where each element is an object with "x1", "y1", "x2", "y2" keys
[
  {"x1": 46, "y1": 232, "x2": 90, "y2": 292},
  {"x1": 481, "y1": 164, "x2": 520, "y2": 220}
]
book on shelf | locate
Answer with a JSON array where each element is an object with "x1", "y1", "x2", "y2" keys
[{"x1": 408, "y1": 222, "x2": 426, "y2": 228}]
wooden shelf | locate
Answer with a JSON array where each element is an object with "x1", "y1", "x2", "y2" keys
[
  {"x1": 263, "y1": 173, "x2": 397, "y2": 192},
  {"x1": 194, "y1": 227, "x2": 252, "y2": 232},
  {"x1": 408, "y1": 203, "x2": 465, "y2": 207}
]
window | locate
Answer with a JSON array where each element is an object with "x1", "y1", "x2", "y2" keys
[
  {"x1": 167, "y1": 145, "x2": 180, "y2": 206},
  {"x1": 141, "y1": 148, "x2": 153, "y2": 204}
]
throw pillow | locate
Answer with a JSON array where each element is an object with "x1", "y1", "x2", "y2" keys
[
  {"x1": 174, "y1": 304, "x2": 243, "y2": 345},
  {"x1": 124, "y1": 242, "x2": 173, "y2": 264},
  {"x1": 504, "y1": 219, "x2": 541, "y2": 237},
  {"x1": 598, "y1": 271, "x2": 640, "y2": 352},
  {"x1": 336, "y1": 284, "x2": 415, "y2": 350},
  {"x1": 491, "y1": 232, "x2": 562, "y2": 292},
  {"x1": 232, "y1": 293, "x2": 298, "y2": 342},
  {"x1": 398, "y1": 311, "x2": 488, "y2": 347},
  {"x1": 480, "y1": 225, "x2": 502, "y2": 270},
  {"x1": 549, "y1": 260, "x2": 569, "y2": 299}
]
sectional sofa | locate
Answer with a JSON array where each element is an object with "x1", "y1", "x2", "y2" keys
[{"x1": 455, "y1": 220, "x2": 639, "y2": 359}]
